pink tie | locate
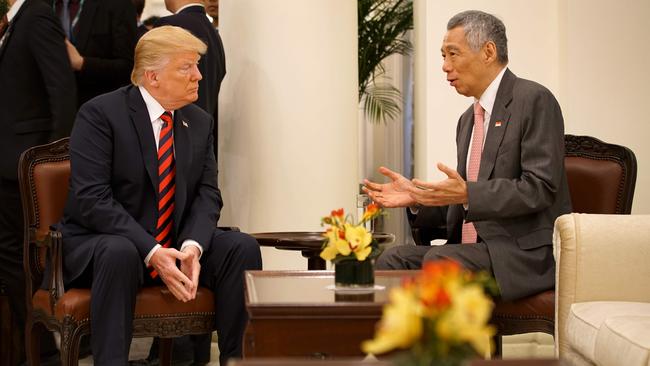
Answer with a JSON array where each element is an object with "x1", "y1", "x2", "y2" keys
[{"x1": 461, "y1": 101, "x2": 484, "y2": 244}]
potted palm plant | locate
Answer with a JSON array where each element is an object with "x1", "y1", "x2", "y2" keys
[{"x1": 358, "y1": 0, "x2": 413, "y2": 124}]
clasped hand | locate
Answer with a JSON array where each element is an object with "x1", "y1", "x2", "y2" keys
[
  {"x1": 363, "y1": 163, "x2": 468, "y2": 208},
  {"x1": 149, "y1": 246, "x2": 201, "y2": 302}
]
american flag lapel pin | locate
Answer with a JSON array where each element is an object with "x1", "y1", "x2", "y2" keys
[
  {"x1": 495, "y1": 121, "x2": 502, "y2": 127},
  {"x1": 182, "y1": 120, "x2": 189, "y2": 128}
]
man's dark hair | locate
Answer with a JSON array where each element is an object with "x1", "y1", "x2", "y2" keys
[{"x1": 448, "y1": 10, "x2": 508, "y2": 64}]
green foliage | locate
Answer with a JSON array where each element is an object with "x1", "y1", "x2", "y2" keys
[{"x1": 358, "y1": 0, "x2": 413, "y2": 123}]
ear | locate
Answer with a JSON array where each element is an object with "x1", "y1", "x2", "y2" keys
[
  {"x1": 483, "y1": 41, "x2": 498, "y2": 64},
  {"x1": 143, "y1": 69, "x2": 159, "y2": 88}
]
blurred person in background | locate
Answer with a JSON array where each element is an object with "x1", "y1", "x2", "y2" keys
[{"x1": 0, "y1": 0, "x2": 76, "y2": 364}]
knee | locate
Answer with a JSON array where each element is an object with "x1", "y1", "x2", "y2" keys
[
  {"x1": 233, "y1": 232, "x2": 262, "y2": 269},
  {"x1": 375, "y1": 245, "x2": 400, "y2": 270},
  {"x1": 94, "y1": 236, "x2": 140, "y2": 271}
]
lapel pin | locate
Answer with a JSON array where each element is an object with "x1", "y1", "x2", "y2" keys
[
  {"x1": 495, "y1": 121, "x2": 502, "y2": 127},
  {"x1": 182, "y1": 120, "x2": 189, "y2": 128}
]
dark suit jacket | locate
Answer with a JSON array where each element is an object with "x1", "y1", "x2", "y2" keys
[
  {"x1": 56, "y1": 0, "x2": 137, "y2": 107},
  {"x1": 156, "y1": 5, "x2": 226, "y2": 116},
  {"x1": 0, "y1": 0, "x2": 76, "y2": 179},
  {"x1": 411, "y1": 69, "x2": 571, "y2": 300},
  {"x1": 59, "y1": 85, "x2": 223, "y2": 284}
]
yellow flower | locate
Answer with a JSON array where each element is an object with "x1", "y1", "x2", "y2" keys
[
  {"x1": 344, "y1": 223, "x2": 373, "y2": 261},
  {"x1": 320, "y1": 228, "x2": 350, "y2": 260},
  {"x1": 435, "y1": 284, "x2": 494, "y2": 355},
  {"x1": 362, "y1": 287, "x2": 422, "y2": 355}
]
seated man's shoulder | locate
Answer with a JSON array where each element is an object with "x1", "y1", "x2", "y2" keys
[{"x1": 512, "y1": 77, "x2": 557, "y2": 102}]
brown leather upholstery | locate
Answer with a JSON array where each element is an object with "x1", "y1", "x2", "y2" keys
[
  {"x1": 18, "y1": 138, "x2": 217, "y2": 365},
  {"x1": 490, "y1": 134, "x2": 637, "y2": 355}
]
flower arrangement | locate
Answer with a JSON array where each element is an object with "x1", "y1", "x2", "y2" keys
[
  {"x1": 319, "y1": 203, "x2": 383, "y2": 263},
  {"x1": 362, "y1": 259, "x2": 498, "y2": 365}
]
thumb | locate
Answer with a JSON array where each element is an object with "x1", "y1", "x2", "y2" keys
[
  {"x1": 170, "y1": 249, "x2": 191, "y2": 261},
  {"x1": 437, "y1": 162, "x2": 462, "y2": 180}
]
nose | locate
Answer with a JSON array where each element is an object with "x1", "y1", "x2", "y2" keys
[
  {"x1": 442, "y1": 57, "x2": 452, "y2": 73},
  {"x1": 191, "y1": 64, "x2": 202, "y2": 81}
]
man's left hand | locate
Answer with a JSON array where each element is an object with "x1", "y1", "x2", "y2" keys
[
  {"x1": 180, "y1": 246, "x2": 201, "y2": 300},
  {"x1": 408, "y1": 163, "x2": 469, "y2": 206}
]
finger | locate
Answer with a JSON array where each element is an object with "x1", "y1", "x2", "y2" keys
[
  {"x1": 437, "y1": 163, "x2": 463, "y2": 180},
  {"x1": 363, "y1": 180, "x2": 383, "y2": 192},
  {"x1": 378, "y1": 166, "x2": 403, "y2": 181}
]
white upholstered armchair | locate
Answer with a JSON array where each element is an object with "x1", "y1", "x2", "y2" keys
[{"x1": 554, "y1": 213, "x2": 650, "y2": 366}]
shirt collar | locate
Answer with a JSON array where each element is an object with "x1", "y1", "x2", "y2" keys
[
  {"x1": 175, "y1": 3, "x2": 204, "y2": 14},
  {"x1": 138, "y1": 86, "x2": 172, "y2": 122},
  {"x1": 476, "y1": 66, "x2": 507, "y2": 117},
  {"x1": 7, "y1": 0, "x2": 26, "y2": 22}
]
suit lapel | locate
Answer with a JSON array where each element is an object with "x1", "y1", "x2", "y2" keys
[
  {"x1": 457, "y1": 111, "x2": 473, "y2": 180},
  {"x1": 479, "y1": 69, "x2": 515, "y2": 181},
  {"x1": 73, "y1": 0, "x2": 98, "y2": 50},
  {"x1": 128, "y1": 86, "x2": 158, "y2": 191},
  {"x1": 173, "y1": 109, "x2": 192, "y2": 229}
]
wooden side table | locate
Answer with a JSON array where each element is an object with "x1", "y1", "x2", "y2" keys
[{"x1": 252, "y1": 232, "x2": 395, "y2": 270}]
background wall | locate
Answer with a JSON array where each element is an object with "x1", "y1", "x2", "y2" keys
[{"x1": 217, "y1": 0, "x2": 359, "y2": 269}]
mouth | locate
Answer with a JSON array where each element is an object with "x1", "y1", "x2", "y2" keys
[{"x1": 447, "y1": 79, "x2": 457, "y2": 87}]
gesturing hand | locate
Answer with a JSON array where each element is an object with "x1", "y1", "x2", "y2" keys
[
  {"x1": 149, "y1": 247, "x2": 194, "y2": 302},
  {"x1": 408, "y1": 163, "x2": 468, "y2": 206},
  {"x1": 363, "y1": 166, "x2": 416, "y2": 208}
]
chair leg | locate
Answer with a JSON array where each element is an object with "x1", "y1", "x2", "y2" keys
[
  {"x1": 25, "y1": 318, "x2": 42, "y2": 366},
  {"x1": 59, "y1": 320, "x2": 82, "y2": 366},
  {"x1": 159, "y1": 338, "x2": 173, "y2": 366}
]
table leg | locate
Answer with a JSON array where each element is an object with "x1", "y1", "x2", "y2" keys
[{"x1": 302, "y1": 250, "x2": 326, "y2": 270}]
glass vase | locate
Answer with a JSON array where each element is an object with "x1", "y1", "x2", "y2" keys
[{"x1": 334, "y1": 259, "x2": 374, "y2": 287}]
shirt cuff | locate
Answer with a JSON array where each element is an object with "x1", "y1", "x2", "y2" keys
[
  {"x1": 180, "y1": 239, "x2": 203, "y2": 259},
  {"x1": 144, "y1": 244, "x2": 161, "y2": 266}
]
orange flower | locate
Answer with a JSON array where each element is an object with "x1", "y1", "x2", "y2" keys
[{"x1": 331, "y1": 208, "x2": 344, "y2": 218}]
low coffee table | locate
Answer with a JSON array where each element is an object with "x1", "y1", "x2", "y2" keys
[
  {"x1": 251, "y1": 232, "x2": 395, "y2": 270},
  {"x1": 243, "y1": 270, "x2": 416, "y2": 358}
]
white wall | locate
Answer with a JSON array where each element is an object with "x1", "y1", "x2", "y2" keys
[
  {"x1": 218, "y1": 0, "x2": 359, "y2": 269},
  {"x1": 560, "y1": 0, "x2": 650, "y2": 213},
  {"x1": 414, "y1": 0, "x2": 648, "y2": 213}
]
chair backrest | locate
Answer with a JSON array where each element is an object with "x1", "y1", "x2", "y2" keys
[
  {"x1": 18, "y1": 138, "x2": 71, "y2": 296},
  {"x1": 564, "y1": 135, "x2": 637, "y2": 214}
]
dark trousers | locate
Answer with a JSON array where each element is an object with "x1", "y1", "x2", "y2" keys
[
  {"x1": 0, "y1": 179, "x2": 58, "y2": 365},
  {"x1": 68, "y1": 230, "x2": 262, "y2": 366},
  {"x1": 375, "y1": 241, "x2": 493, "y2": 273}
]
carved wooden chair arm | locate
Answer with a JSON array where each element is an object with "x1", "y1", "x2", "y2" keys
[{"x1": 29, "y1": 227, "x2": 65, "y2": 308}]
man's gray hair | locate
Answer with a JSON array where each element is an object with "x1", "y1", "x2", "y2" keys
[{"x1": 447, "y1": 10, "x2": 508, "y2": 64}]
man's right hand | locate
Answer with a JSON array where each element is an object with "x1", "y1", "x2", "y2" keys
[
  {"x1": 149, "y1": 247, "x2": 194, "y2": 302},
  {"x1": 363, "y1": 166, "x2": 417, "y2": 208}
]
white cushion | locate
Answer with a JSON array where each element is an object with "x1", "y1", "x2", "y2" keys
[
  {"x1": 594, "y1": 316, "x2": 650, "y2": 366},
  {"x1": 566, "y1": 302, "x2": 650, "y2": 362}
]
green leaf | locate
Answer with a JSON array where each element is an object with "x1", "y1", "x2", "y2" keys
[
  {"x1": 358, "y1": 0, "x2": 413, "y2": 116},
  {"x1": 363, "y1": 83, "x2": 403, "y2": 124}
]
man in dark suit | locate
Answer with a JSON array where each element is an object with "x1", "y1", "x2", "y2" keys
[
  {"x1": 59, "y1": 26, "x2": 261, "y2": 365},
  {"x1": 53, "y1": 0, "x2": 138, "y2": 107},
  {"x1": 364, "y1": 10, "x2": 571, "y2": 301},
  {"x1": 156, "y1": 0, "x2": 226, "y2": 166},
  {"x1": 0, "y1": 0, "x2": 76, "y2": 363}
]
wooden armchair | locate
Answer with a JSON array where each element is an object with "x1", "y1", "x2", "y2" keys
[
  {"x1": 490, "y1": 134, "x2": 637, "y2": 355},
  {"x1": 18, "y1": 138, "x2": 217, "y2": 366}
]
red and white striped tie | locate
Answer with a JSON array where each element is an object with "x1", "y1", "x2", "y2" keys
[
  {"x1": 461, "y1": 101, "x2": 484, "y2": 244},
  {"x1": 150, "y1": 111, "x2": 176, "y2": 278}
]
